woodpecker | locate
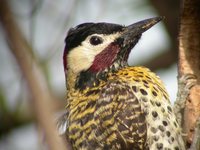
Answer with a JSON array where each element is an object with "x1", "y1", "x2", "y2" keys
[{"x1": 62, "y1": 17, "x2": 185, "y2": 150}]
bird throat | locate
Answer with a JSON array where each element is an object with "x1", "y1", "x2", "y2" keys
[{"x1": 66, "y1": 60, "x2": 128, "y2": 92}]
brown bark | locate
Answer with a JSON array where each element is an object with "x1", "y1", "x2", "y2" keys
[
  {"x1": 179, "y1": 0, "x2": 200, "y2": 147},
  {"x1": 0, "y1": 0, "x2": 67, "y2": 150}
]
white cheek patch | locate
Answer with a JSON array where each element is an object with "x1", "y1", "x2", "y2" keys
[
  {"x1": 67, "y1": 46, "x2": 94, "y2": 73},
  {"x1": 67, "y1": 33, "x2": 121, "y2": 73}
]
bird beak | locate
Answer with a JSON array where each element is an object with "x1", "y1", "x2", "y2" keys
[{"x1": 122, "y1": 17, "x2": 163, "y2": 44}]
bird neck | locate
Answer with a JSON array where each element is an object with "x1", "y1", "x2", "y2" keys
[
  {"x1": 65, "y1": 70, "x2": 77, "y2": 93},
  {"x1": 66, "y1": 60, "x2": 128, "y2": 92}
]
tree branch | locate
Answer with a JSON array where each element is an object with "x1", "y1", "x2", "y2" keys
[{"x1": 178, "y1": 0, "x2": 200, "y2": 148}]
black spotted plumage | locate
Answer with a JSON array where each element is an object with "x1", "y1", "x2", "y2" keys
[
  {"x1": 66, "y1": 75, "x2": 148, "y2": 150},
  {"x1": 94, "y1": 81, "x2": 147, "y2": 149}
]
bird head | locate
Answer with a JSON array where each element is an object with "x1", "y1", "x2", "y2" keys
[{"x1": 63, "y1": 17, "x2": 162, "y2": 89}]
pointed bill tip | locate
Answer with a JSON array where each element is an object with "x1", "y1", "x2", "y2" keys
[
  {"x1": 122, "y1": 16, "x2": 164, "y2": 40},
  {"x1": 122, "y1": 16, "x2": 164, "y2": 46},
  {"x1": 141, "y1": 16, "x2": 163, "y2": 30},
  {"x1": 127, "y1": 16, "x2": 164, "y2": 32}
]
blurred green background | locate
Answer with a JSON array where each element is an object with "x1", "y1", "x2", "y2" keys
[{"x1": 0, "y1": 0, "x2": 180, "y2": 149}]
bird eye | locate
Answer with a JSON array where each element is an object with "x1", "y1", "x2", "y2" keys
[{"x1": 89, "y1": 36, "x2": 103, "y2": 45}]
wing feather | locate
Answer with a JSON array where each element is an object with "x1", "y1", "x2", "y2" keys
[{"x1": 94, "y1": 80, "x2": 148, "y2": 149}]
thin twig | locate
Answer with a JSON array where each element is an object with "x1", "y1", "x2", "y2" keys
[{"x1": 0, "y1": 0, "x2": 67, "y2": 150}]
